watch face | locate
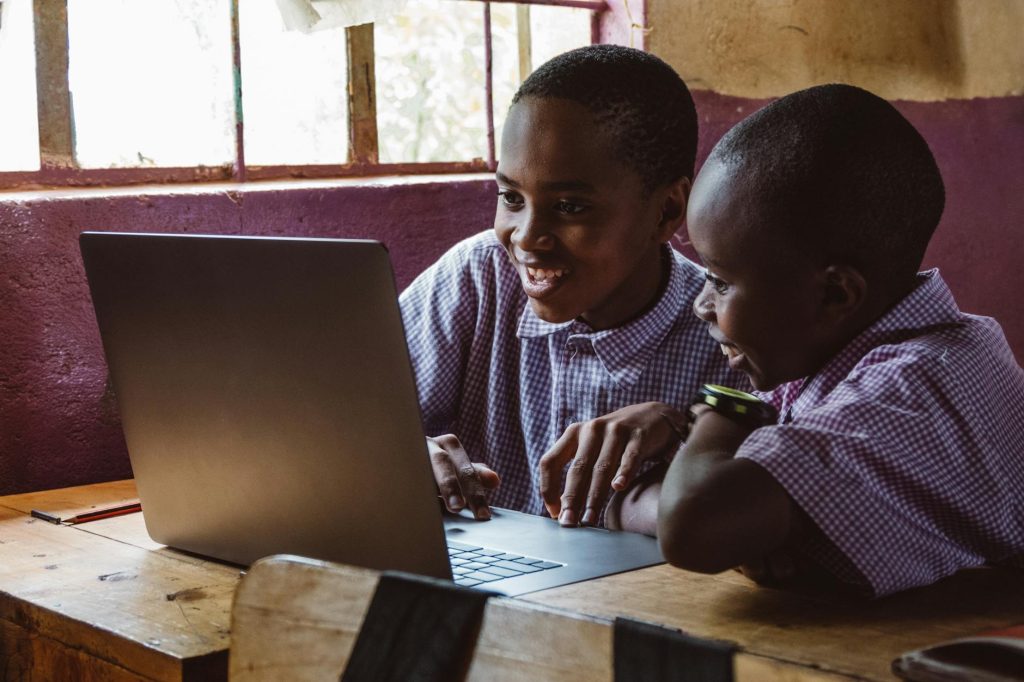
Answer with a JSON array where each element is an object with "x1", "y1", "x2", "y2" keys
[
  {"x1": 699, "y1": 384, "x2": 778, "y2": 426},
  {"x1": 703, "y1": 384, "x2": 760, "y2": 403}
]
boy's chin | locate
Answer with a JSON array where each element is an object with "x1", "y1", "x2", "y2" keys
[
  {"x1": 527, "y1": 299, "x2": 578, "y2": 325},
  {"x1": 746, "y1": 372, "x2": 781, "y2": 393}
]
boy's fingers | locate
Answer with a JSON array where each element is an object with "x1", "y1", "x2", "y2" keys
[
  {"x1": 539, "y1": 427, "x2": 578, "y2": 518},
  {"x1": 458, "y1": 463, "x2": 492, "y2": 520},
  {"x1": 428, "y1": 440, "x2": 464, "y2": 511},
  {"x1": 611, "y1": 430, "x2": 645, "y2": 491},
  {"x1": 428, "y1": 435, "x2": 490, "y2": 519},
  {"x1": 560, "y1": 425, "x2": 604, "y2": 526},
  {"x1": 739, "y1": 550, "x2": 795, "y2": 586},
  {"x1": 473, "y1": 463, "x2": 501, "y2": 490},
  {"x1": 581, "y1": 429, "x2": 627, "y2": 525}
]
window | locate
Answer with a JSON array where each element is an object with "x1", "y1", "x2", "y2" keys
[
  {"x1": 0, "y1": 0, "x2": 608, "y2": 189},
  {"x1": 0, "y1": 0, "x2": 40, "y2": 171}
]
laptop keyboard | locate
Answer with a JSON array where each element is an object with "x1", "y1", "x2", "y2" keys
[{"x1": 447, "y1": 540, "x2": 563, "y2": 587}]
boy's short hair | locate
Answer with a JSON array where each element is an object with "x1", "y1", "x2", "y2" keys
[
  {"x1": 513, "y1": 44, "x2": 698, "y2": 191},
  {"x1": 709, "y1": 83, "x2": 945, "y2": 281}
]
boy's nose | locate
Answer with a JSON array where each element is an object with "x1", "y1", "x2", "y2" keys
[
  {"x1": 512, "y1": 211, "x2": 554, "y2": 251},
  {"x1": 693, "y1": 283, "x2": 715, "y2": 321}
]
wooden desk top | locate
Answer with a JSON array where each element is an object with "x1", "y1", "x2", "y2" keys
[
  {"x1": 0, "y1": 480, "x2": 239, "y2": 681},
  {"x1": 2, "y1": 480, "x2": 1023, "y2": 681},
  {"x1": 524, "y1": 563, "x2": 1024, "y2": 680}
]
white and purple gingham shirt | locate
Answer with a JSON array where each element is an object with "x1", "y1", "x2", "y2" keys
[
  {"x1": 400, "y1": 230, "x2": 740, "y2": 515},
  {"x1": 740, "y1": 270, "x2": 1024, "y2": 597}
]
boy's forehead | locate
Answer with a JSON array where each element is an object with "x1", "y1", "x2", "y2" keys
[
  {"x1": 498, "y1": 97, "x2": 641, "y2": 189},
  {"x1": 501, "y1": 97, "x2": 599, "y2": 151},
  {"x1": 689, "y1": 162, "x2": 751, "y2": 236},
  {"x1": 689, "y1": 160, "x2": 803, "y2": 272}
]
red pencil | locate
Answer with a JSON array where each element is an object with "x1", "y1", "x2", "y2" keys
[{"x1": 66, "y1": 502, "x2": 142, "y2": 524}]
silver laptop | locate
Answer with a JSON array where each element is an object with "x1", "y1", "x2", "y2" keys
[{"x1": 80, "y1": 232, "x2": 663, "y2": 596}]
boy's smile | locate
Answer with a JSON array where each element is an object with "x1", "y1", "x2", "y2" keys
[
  {"x1": 686, "y1": 161, "x2": 831, "y2": 391},
  {"x1": 494, "y1": 97, "x2": 685, "y2": 331}
]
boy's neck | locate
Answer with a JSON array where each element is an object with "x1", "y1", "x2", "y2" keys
[
  {"x1": 810, "y1": 271, "x2": 925, "y2": 380},
  {"x1": 578, "y1": 246, "x2": 673, "y2": 332}
]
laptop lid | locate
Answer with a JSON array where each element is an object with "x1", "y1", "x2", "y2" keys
[{"x1": 80, "y1": 232, "x2": 451, "y2": 578}]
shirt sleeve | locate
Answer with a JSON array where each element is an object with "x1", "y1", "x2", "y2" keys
[
  {"x1": 735, "y1": 358, "x2": 999, "y2": 597},
  {"x1": 398, "y1": 236, "x2": 485, "y2": 437}
]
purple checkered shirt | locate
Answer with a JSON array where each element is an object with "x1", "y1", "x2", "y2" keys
[
  {"x1": 739, "y1": 270, "x2": 1024, "y2": 596},
  {"x1": 400, "y1": 230, "x2": 740, "y2": 516}
]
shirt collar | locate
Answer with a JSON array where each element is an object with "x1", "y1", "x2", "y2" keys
[
  {"x1": 761, "y1": 269, "x2": 963, "y2": 419},
  {"x1": 517, "y1": 247, "x2": 701, "y2": 388}
]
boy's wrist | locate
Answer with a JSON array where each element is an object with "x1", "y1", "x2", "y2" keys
[
  {"x1": 685, "y1": 407, "x2": 754, "y2": 454},
  {"x1": 692, "y1": 384, "x2": 777, "y2": 429}
]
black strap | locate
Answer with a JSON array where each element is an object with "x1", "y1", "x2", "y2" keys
[
  {"x1": 613, "y1": 616, "x2": 737, "y2": 682},
  {"x1": 340, "y1": 571, "x2": 496, "y2": 682}
]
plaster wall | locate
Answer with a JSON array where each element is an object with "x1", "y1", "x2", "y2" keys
[
  {"x1": 648, "y1": 0, "x2": 1024, "y2": 101},
  {"x1": 0, "y1": 179, "x2": 493, "y2": 494}
]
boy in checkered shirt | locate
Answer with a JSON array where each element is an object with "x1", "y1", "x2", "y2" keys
[
  {"x1": 605, "y1": 83, "x2": 1023, "y2": 596},
  {"x1": 399, "y1": 46, "x2": 741, "y2": 524}
]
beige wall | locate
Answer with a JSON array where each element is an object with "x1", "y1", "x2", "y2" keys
[{"x1": 648, "y1": 0, "x2": 1024, "y2": 101}]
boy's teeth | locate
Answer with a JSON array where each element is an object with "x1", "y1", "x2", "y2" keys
[
  {"x1": 721, "y1": 344, "x2": 738, "y2": 359},
  {"x1": 527, "y1": 266, "x2": 567, "y2": 282}
]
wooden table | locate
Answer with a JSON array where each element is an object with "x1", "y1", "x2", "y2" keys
[
  {"x1": 0, "y1": 480, "x2": 239, "y2": 681},
  {"x1": 2, "y1": 481, "x2": 1023, "y2": 681}
]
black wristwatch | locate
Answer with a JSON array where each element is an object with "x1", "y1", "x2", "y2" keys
[{"x1": 693, "y1": 384, "x2": 777, "y2": 428}]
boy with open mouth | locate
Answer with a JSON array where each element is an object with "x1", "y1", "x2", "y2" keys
[{"x1": 400, "y1": 45, "x2": 742, "y2": 524}]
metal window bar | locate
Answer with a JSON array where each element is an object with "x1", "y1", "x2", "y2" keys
[
  {"x1": 2, "y1": 0, "x2": 608, "y2": 191},
  {"x1": 230, "y1": 0, "x2": 246, "y2": 181}
]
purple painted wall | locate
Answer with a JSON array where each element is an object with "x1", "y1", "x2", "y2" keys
[
  {"x1": 1, "y1": 93, "x2": 1021, "y2": 495},
  {"x1": 0, "y1": 180, "x2": 494, "y2": 494}
]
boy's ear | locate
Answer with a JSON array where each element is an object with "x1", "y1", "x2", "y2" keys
[
  {"x1": 819, "y1": 264, "x2": 868, "y2": 324},
  {"x1": 654, "y1": 177, "x2": 692, "y2": 242}
]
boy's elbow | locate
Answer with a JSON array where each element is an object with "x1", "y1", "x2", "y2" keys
[{"x1": 657, "y1": 497, "x2": 737, "y2": 574}]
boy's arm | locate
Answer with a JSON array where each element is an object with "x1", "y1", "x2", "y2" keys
[
  {"x1": 658, "y1": 406, "x2": 803, "y2": 573},
  {"x1": 603, "y1": 463, "x2": 665, "y2": 535},
  {"x1": 399, "y1": 237, "x2": 497, "y2": 519}
]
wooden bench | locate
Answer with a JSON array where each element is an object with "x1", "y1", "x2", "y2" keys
[{"x1": 230, "y1": 555, "x2": 833, "y2": 681}]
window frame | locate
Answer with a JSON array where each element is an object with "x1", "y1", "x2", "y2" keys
[{"x1": 1, "y1": 0, "x2": 619, "y2": 190}]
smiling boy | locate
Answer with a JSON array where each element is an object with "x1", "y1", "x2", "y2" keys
[
  {"x1": 399, "y1": 45, "x2": 738, "y2": 522},
  {"x1": 655, "y1": 84, "x2": 1024, "y2": 596}
]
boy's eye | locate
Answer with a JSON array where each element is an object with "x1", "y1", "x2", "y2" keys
[
  {"x1": 555, "y1": 199, "x2": 586, "y2": 215},
  {"x1": 704, "y1": 271, "x2": 729, "y2": 295},
  {"x1": 497, "y1": 190, "x2": 524, "y2": 209}
]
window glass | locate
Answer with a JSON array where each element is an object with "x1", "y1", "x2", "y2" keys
[
  {"x1": 489, "y1": 4, "x2": 519, "y2": 157},
  {"x1": 0, "y1": 0, "x2": 40, "y2": 171},
  {"x1": 529, "y1": 5, "x2": 592, "y2": 70},
  {"x1": 68, "y1": 0, "x2": 234, "y2": 168},
  {"x1": 239, "y1": 1, "x2": 348, "y2": 166},
  {"x1": 489, "y1": 5, "x2": 593, "y2": 158},
  {"x1": 375, "y1": 0, "x2": 487, "y2": 164}
]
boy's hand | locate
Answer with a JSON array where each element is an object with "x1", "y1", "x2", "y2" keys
[
  {"x1": 539, "y1": 402, "x2": 689, "y2": 527},
  {"x1": 427, "y1": 435, "x2": 500, "y2": 520},
  {"x1": 737, "y1": 549, "x2": 797, "y2": 586}
]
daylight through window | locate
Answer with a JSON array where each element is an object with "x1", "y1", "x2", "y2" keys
[{"x1": 0, "y1": 0, "x2": 603, "y2": 188}]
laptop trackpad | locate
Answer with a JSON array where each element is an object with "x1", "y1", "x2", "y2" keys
[{"x1": 441, "y1": 506, "x2": 664, "y2": 596}]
